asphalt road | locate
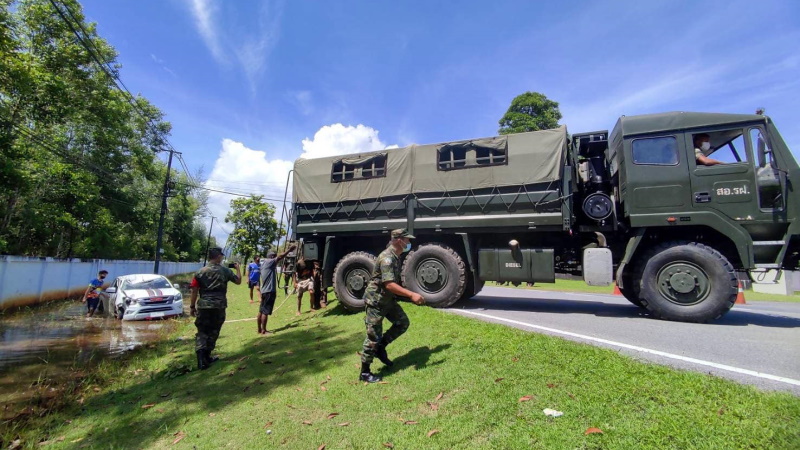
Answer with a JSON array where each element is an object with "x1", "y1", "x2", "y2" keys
[{"x1": 447, "y1": 286, "x2": 800, "y2": 396}]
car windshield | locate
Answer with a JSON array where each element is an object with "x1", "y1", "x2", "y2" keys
[{"x1": 122, "y1": 277, "x2": 172, "y2": 290}]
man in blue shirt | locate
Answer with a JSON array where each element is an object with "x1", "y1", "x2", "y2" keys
[
  {"x1": 82, "y1": 270, "x2": 108, "y2": 318},
  {"x1": 246, "y1": 256, "x2": 261, "y2": 303}
]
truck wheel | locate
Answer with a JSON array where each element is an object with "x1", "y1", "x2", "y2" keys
[
  {"x1": 333, "y1": 252, "x2": 376, "y2": 312},
  {"x1": 401, "y1": 243, "x2": 466, "y2": 308},
  {"x1": 619, "y1": 271, "x2": 644, "y2": 308},
  {"x1": 635, "y1": 241, "x2": 737, "y2": 322},
  {"x1": 460, "y1": 273, "x2": 484, "y2": 302}
]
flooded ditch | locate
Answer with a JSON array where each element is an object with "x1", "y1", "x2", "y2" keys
[{"x1": 0, "y1": 299, "x2": 180, "y2": 421}]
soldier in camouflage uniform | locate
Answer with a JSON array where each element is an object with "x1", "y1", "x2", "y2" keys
[
  {"x1": 360, "y1": 229, "x2": 426, "y2": 383},
  {"x1": 189, "y1": 247, "x2": 242, "y2": 370}
]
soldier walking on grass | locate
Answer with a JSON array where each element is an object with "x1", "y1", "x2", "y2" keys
[
  {"x1": 360, "y1": 229, "x2": 425, "y2": 383},
  {"x1": 189, "y1": 247, "x2": 241, "y2": 370}
]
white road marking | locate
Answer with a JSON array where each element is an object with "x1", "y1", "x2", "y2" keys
[{"x1": 453, "y1": 309, "x2": 800, "y2": 387}]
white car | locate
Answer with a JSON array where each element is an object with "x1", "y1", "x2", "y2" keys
[{"x1": 105, "y1": 274, "x2": 184, "y2": 321}]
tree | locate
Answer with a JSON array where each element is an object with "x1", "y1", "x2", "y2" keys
[
  {"x1": 225, "y1": 196, "x2": 280, "y2": 262},
  {"x1": 498, "y1": 91, "x2": 562, "y2": 135}
]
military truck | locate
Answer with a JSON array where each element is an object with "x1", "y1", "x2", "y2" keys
[{"x1": 289, "y1": 112, "x2": 799, "y2": 322}]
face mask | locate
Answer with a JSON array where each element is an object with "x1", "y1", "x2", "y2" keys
[
  {"x1": 701, "y1": 142, "x2": 711, "y2": 152},
  {"x1": 403, "y1": 243, "x2": 412, "y2": 253}
]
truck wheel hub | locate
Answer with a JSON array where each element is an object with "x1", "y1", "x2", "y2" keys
[
  {"x1": 656, "y1": 262, "x2": 709, "y2": 305},
  {"x1": 416, "y1": 259, "x2": 447, "y2": 292},
  {"x1": 347, "y1": 272, "x2": 366, "y2": 291}
]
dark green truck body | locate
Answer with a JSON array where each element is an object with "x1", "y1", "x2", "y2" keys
[{"x1": 291, "y1": 112, "x2": 799, "y2": 322}]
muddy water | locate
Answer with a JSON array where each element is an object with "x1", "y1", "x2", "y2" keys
[{"x1": 0, "y1": 300, "x2": 179, "y2": 419}]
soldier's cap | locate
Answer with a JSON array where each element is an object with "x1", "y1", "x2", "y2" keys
[{"x1": 390, "y1": 228, "x2": 415, "y2": 239}]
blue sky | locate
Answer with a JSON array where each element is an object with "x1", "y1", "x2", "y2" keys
[{"x1": 78, "y1": 0, "x2": 800, "y2": 244}]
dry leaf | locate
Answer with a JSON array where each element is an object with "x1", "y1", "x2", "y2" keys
[
  {"x1": 511, "y1": 356, "x2": 520, "y2": 362},
  {"x1": 404, "y1": 420, "x2": 418, "y2": 425},
  {"x1": 519, "y1": 396, "x2": 532, "y2": 402},
  {"x1": 320, "y1": 380, "x2": 328, "y2": 385},
  {"x1": 227, "y1": 371, "x2": 235, "y2": 377},
  {"x1": 494, "y1": 377, "x2": 504, "y2": 383},
  {"x1": 209, "y1": 413, "x2": 216, "y2": 417},
  {"x1": 142, "y1": 403, "x2": 156, "y2": 409},
  {"x1": 434, "y1": 392, "x2": 443, "y2": 402},
  {"x1": 546, "y1": 383, "x2": 556, "y2": 388},
  {"x1": 317, "y1": 445, "x2": 326, "y2": 450},
  {"x1": 172, "y1": 431, "x2": 186, "y2": 445},
  {"x1": 93, "y1": 387, "x2": 101, "y2": 392},
  {"x1": 382, "y1": 396, "x2": 389, "y2": 400},
  {"x1": 327, "y1": 413, "x2": 339, "y2": 419},
  {"x1": 427, "y1": 429, "x2": 440, "y2": 437},
  {"x1": 428, "y1": 402, "x2": 439, "y2": 411},
  {"x1": 382, "y1": 443, "x2": 394, "y2": 449},
  {"x1": 160, "y1": 393, "x2": 171, "y2": 398},
  {"x1": 302, "y1": 420, "x2": 313, "y2": 425},
  {"x1": 286, "y1": 404, "x2": 296, "y2": 409},
  {"x1": 243, "y1": 386, "x2": 251, "y2": 393},
  {"x1": 378, "y1": 381, "x2": 389, "y2": 384},
  {"x1": 286, "y1": 351, "x2": 294, "y2": 355},
  {"x1": 326, "y1": 375, "x2": 331, "y2": 380},
  {"x1": 584, "y1": 427, "x2": 603, "y2": 435},
  {"x1": 320, "y1": 386, "x2": 327, "y2": 391},
  {"x1": 338, "y1": 422, "x2": 350, "y2": 427},
  {"x1": 717, "y1": 407, "x2": 725, "y2": 416},
  {"x1": 237, "y1": 356, "x2": 249, "y2": 362},
  {"x1": 568, "y1": 393, "x2": 576, "y2": 400},
  {"x1": 57, "y1": 437, "x2": 65, "y2": 442},
  {"x1": 263, "y1": 421, "x2": 273, "y2": 428}
]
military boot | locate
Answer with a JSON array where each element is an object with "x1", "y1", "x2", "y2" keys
[
  {"x1": 359, "y1": 362, "x2": 382, "y2": 383},
  {"x1": 205, "y1": 350, "x2": 220, "y2": 365},
  {"x1": 197, "y1": 350, "x2": 209, "y2": 370},
  {"x1": 375, "y1": 339, "x2": 394, "y2": 367}
]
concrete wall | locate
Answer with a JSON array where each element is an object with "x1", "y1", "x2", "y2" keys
[
  {"x1": 0, "y1": 256, "x2": 202, "y2": 310},
  {"x1": 752, "y1": 270, "x2": 800, "y2": 296}
]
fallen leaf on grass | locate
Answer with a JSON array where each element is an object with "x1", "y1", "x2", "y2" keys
[
  {"x1": 434, "y1": 392, "x2": 443, "y2": 402},
  {"x1": 338, "y1": 422, "x2": 350, "y2": 427},
  {"x1": 243, "y1": 386, "x2": 251, "y2": 393},
  {"x1": 295, "y1": 388, "x2": 303, "y2": 392},
  {"x1": 494, "y1": 377, "x2": 504, "y2": 383},
  {"x1": 584, "y1": 427, "x2": 603, "y2": 435},
  {"x1": 326, "y1": 375, "x2": 331, "y2": 380},
  {"x1": 261, "y1": 360, "x2": 273, "y2": 364},
  {"x1": 546, "y1": 383, "x2": 556, "y2": 389},
  {"x1": 263, "y1": 421, "x2": 273, "y2": 428},
  {"x1": 237, "y1": 356, "x2": 249, "y2": 362},
  {"x1": 237, "y1": 365, "x2": 247, "y2": 371},
  {"x1": 286, "y1": 404, "x2": 296, "y2": 409},
  {"x1": 382, "y1": 396, "x2": 389, "y2": 400},
  {"x1": 327, "y1": 413, "x2": 339, "y2": 419},
  {"x1": 518, "y1": 396, "x2": 533, "y2": 402},
  {"x1": 404, "y1": 420, "x2": 418, "y2": 425},
  {"x1": 227, "y1": 371, "x2": 235, "y2": 377},
  {"x1": 567, "y1": 393, "x2": 576, "y2": 400},
  {"x1": 209, "y1": 413, "x2": 216, "y2": 417},
  {"x1": 427, "y1": 429, "x2": 440, "y2": 437},
  {"x1": 285, "y1": 351, "x2": 294, "y2": 355},
  {"x1": 511, "y1": 356, "x2": 520, "y2": 362},
  {"x1": 378, "y1": 381, "x2": 389, "y2": 384},
  {"x1": 92, "y1": 387, "x2": 101, "y2": 392},
  {"x1": 427, "y1": 402, "x2": 439, "y2": 411},
  {"x1": 382, "y1": 443, "x2": 394, "y2": 449},
  {"x1": 142, "y1": 403, "x2": 156, "y2": 409},
  {"x1": 160, "y1": 393, "x2": 171, "y2": 398},
  {"x1": 320, "y1": 386, "x2": 327, "y2": 391},
  {"x1": 317, "y1": 445, "x2": 326, "y2": 450},
  {"x1": 156, "y1": 409, "x2": 165, "y2": 413},
  {"x1": 172, "y1": 431, "x2": 186, "y2": 445},
  {"x1": 320, "y1": 380, "x2": 328, "y2": 385},
  {"x1": 302, "y1": 420, "x2": 313, "y2": 425},
  {"x1": 717, "y1": 407, "x2": 726, "y2": 416}
]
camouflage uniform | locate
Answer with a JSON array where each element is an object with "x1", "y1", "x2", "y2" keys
[
  {"x1": 361, "y1": 247, "x2": 410, "y2": 364},
  {"x1": 193, "y1": 263, "x2": 238, "y2": 353}
]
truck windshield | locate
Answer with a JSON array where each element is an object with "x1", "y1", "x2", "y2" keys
[
  {"x1": 706, "y1": 130, "x2": 748, "y2": 164},
  {"x1": 122, "y1": 277, "x2": 172, "y2": 290}
]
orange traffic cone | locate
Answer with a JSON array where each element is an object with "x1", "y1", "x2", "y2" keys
[
  {"x1": 612, "y1": 282, "x2": 622, "y2": 296},
  {"x1": 735, "y1": 281, "x2": 746, "y2": 305}
]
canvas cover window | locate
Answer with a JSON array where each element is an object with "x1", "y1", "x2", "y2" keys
[
  {"x1": 438, "y1": 140, "x2": 507, "y2": 171},
  {"x1": 331, "y1": 153, "x2": 387, "y2": 182}
]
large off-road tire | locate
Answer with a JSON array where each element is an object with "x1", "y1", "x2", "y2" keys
[
  {"x1": 460, "y1": 272, "x2": 484, "y2": 302},
  {"x1": 401, "y1": 243, "x2": 466, "y2": 308},
  {"x1": 618, "y1": 270, "x2": 644, "y2": 308},
  {"x1": 635, "y1": 241, "x2": 737, "y2": 323},
  {"x1": 333, "y1": 251, "x2": 376, "y2": 312}
]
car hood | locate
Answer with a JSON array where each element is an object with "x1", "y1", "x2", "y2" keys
[{"x1": 119, "y1": 288, "x2": 181, "y2": 299}]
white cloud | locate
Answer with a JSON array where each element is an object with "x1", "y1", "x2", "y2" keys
[
  {"x1": 205, "y1": 124, "x2": 397, "y2": 244},
  {"x1": 184, "y1": 0, "x2": 282, "y2": 92},
  {"x1": 204, "y1": 139, "x2": 293, "y2": 245},
  {"x1": 300, "y1": 124, "x2": 395, "y2": 159}
]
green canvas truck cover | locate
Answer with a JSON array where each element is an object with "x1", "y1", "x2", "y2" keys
[{"x1": 293, "y1": 126, "x2": 567, "y2": 204}]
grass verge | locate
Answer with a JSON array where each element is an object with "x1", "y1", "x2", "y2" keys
[
  {"x1": 3, "y1": 283, "x2": 798, "y2": 449},
  {"x1": 488, "y1": 279, "x2": 800, "y2": 303}
]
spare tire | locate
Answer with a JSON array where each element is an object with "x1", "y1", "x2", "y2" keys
[
  {"x1": 401, "y1": 243, "x2": 466, "y2": 308},
  {"x1": 333, "y1": 252, "x2": 376, "y2": 312}
]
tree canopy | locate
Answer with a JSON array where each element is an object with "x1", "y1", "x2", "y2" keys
[
  {"x1": 498, "y1": 91, "x2": 562, "y2": 135},
  {"x1": 0, "y1": 0, "x2": 210, "y2": 261},
  {"x1": 224, "y1": 196, "x2": 281, "y2": 262}
]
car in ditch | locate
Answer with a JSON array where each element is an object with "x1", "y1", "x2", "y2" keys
[{"x1": 104, "y1": 274, "x2": 185, "y2": 321}]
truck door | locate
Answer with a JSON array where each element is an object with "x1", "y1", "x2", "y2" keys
[
  {"x1": 687, "y1": 126, "x2": 789, "y2": 265},
  {"x1": 626, "y1": 135, "x2": 693, "y2": 215}
]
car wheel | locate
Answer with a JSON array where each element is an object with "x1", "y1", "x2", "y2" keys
[
  {"x1": 116, "y1": 306, "x2": 125, "y2": 320},
  {"x1": 333, "y1": 251, "x2": 377, "y2": 312},
  {"x1": 635, "y1": 241, "x2": 737, "y2": 322},
  {"x1": 401, "y1": 243, "x2": 466, "y2": 308},
  {"x1": 618, "y1": 269, "x2": 644, "y2": 308}
]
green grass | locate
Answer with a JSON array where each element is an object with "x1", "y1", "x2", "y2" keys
[
  {"x1": 488, "y1": 279, "x2": 800, "y2": 303},
  {"x1": 3, "y1": 283, "x2": 799, "y2": 449}
]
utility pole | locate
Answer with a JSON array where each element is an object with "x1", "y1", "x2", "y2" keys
[
  {"x1": 203, "y1": 216, "x2": 215, "y2": 266},
  {"x1": 154, "y1": 149, "x2": 177, "y2": 274}
]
